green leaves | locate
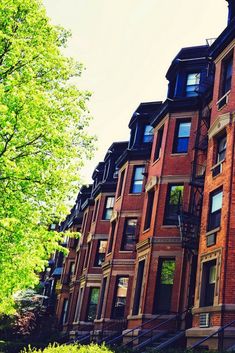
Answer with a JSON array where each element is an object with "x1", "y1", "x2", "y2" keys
[{"x1": 0, "y1": 0, "x2": 94, "y2": 313}]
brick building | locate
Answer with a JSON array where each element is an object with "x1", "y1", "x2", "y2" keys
[{"x1": 49, "y1": 1, "x2": 235, "y2": 349}]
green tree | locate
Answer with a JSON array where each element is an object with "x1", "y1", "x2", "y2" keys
[{"x1": 0, "y1": 0, "x2": 94, "y2": 314}]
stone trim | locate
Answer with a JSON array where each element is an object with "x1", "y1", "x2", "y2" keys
[
  {"x1": 159, "y1": 175, "x2": 191, "y2": 184},
  {"x1": 208, "y1": 112, "x2": 232, "y2": 140}
]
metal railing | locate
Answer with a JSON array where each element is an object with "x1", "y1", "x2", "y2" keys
[
  {"x1": 107, "y1": 308, "x2": 190, "y2": 348},
  {"x1": 191, "y1": 318, "x2": 235, "y2": 351},
  {"x1": 97, "y1": 319, "x2": 127, "y2": 344},
  {"x1": 106, "y1": 314, "x2": 162, "y2": 346},
  {"x1": 120, "y1": 308, "x2": 189, "y2": 349}
]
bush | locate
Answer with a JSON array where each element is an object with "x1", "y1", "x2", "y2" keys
[{"x1": 21, "y1": 343, "x2": 114, "y2": 353}]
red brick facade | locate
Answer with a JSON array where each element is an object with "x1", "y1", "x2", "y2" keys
[{"x1": 43, "y1": 2, "x2": 235, "y2": 349}]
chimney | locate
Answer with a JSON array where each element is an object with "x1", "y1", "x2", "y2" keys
[{"x1": 226, "y1": 0, "x2": 235, "y2": 24}]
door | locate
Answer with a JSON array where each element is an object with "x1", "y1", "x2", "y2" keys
[{"x1": 154, "y1": 258, "x2": 176, "y2": 313}]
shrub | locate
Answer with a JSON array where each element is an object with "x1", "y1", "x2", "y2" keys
[{"x1": 21, "y1": 343, "x2": 114, "y2": 353}]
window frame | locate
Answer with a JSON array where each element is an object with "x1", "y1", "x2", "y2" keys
[
  {"x1": 220, "y1": 53, "x2": 233, "y2": 98},
  {"x1": 163, "y1": 184, "x2": 184, "y2": 225},
  {"x1": 144, "y1": 189, "x2": 155, "y2": 230},
  {"x1": 112, "y1": 276, "x2": 129, "y2": 319},
  {"x1": 94, "y1": 240, "x2": 108, "y2": 267},
  {"x1": 102, "y1": 196, "x2": 115, "y2": 220},
  {"x1": 120, "y1": 218, "x2": 138, "y2": 251},
  {"x1": 117, "y1": 169, "x2": 125, "y2": 198},
  {"x1": 143, "y1": 125, "x2": 154, "y2": 143},
  {"x1": 172, "y1": 119, "x2": 191, "y2": 154},
  {"x1": 154, "y1": 125, "x2": 164, "y2": 161},
  {"x1": 130, "y1": 165, "x2": 145, "y2": 194},
  {"x1": 208, "y1": 188, "x2": 223, "y2": 231},
  {"x1": 185, "y1": 72, "x2": 200, "y2": 97}
]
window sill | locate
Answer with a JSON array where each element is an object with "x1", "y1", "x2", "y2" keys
[
  {"x1": 119, "y1": 250, "x2": 133, "y2": 253},
  {"x1": 142, "y1": 227, "x2": 150, "y2": 234},
  {"x1": 206, "y1": 227, "x2": 221, "y2": 236},
  {"x1": 152, "y1": 157, "x2": 160, "y2": 166},
  {"x1": 170, "y1": 153, "x2": 188, "y2": 156}
]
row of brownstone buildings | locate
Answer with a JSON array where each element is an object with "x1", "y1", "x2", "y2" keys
[{"x1": 42, "y1": 1, "x2": 235, "y2": 350}]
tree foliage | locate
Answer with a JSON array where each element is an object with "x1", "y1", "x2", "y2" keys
[{"x1": 0, "y1": 0, "x2": 94, "y2": 313}]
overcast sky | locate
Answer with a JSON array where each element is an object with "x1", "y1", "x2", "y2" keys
[{"x1": 43, "y1": 0, "x2": 228, "y2": 183}]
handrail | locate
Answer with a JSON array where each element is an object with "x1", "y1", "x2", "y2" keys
[
  {"x1": 106, "y1": 313, "x2": 162, "y2": 345},
  {"x1": 191, "y1": 318, "x2": 235, "y2": 349},
  {"x1": 120, "y1": 308, "x2": 190, "y2": 349},
  {"x1": 97, "y1": 319, "x2": 127, "y2": 343}
]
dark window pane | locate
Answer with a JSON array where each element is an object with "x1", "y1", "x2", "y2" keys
[
  {"x1": 208, "y1": 189, "x2": 223, "y2": 231},
  {"x1": 86, "y1": 287, "x2": 99, "y2": 321},
  {"x1": 154, "y1": 126, "x2": 164, "y2": 160},
  {"x1": 217, "y1": 135, "x2": 226, "y2": 163}
]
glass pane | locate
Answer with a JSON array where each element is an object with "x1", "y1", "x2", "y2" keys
[
  {"x1": 178, "y1": 122, "x2": 191, "y2": 137},
  {"x1": 209, "y1": 265, "x2": 216, "y2": 284},
  {"x1": 126, "y1": 219, "x2": 137, "y2": 234},
  {"x1": 170, "y1": 185, "x2": 184, "y2": 205},
  {"x1": 177, "y1": 137, "x2": 189, "y2": 152},
  {"x1": 143, "y1": 125, "x2": 154, "y2": 142},
  {"x1": 106, "y1": 197, "x2": 114, "y2": 208},
  {"x1": 161, "y1": 260, "x2": 176, "y2": 285},
  {"x1": 218, "y1": 136, "x2": 226, "y2": 153},
  {"x1": 134, "y1": 167, "x2": 144, "y2": 181},
  {"x1": 187, "y1": 73, "x2": 200, "y2": 85},
  {"x1": 211, "y1": 191, "x2": 223, "y2": 213},
  {"x1": 116, "y1": 277, "x2": 129, "y2": 298}
]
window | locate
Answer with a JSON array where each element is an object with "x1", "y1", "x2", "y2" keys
[
  {"x1": 92, "y1": 199, "x2": 100, "y2": 222},
  {"x1": 208, "y1": 189, "x2": 223, "y2": 231},
  {"x1": 97, "y1": 277, "x2": 107, "y2": 319},
  {"x1": 74, "y1": 288, "x2": 84, "y2": 322},
  {"x1": 173, "y1": 120, "x2": 191, "y2": 153},
  {"x1": 217, "y1": 135, "x2": 226, "y2": 163},
  {"x1": 61, "y1": 298, "x2": 69, "y2": 325},
  {"x1": 108, "y1": 221, "x2": 116, "y2": 253},
  {"x1": 186, "y1": 73, "x2": 200, "y2": 97},
  {"x1": 144, "y1": 189, "x2": 154, "y2": 230},
  {"x1": 112, "y1": 277, "x2": 129, "y2": 319},
  {"x1": 154, "y1": 125, "x2": 164, "y2": 161},
  {"x1": 132, "y1": 260, "x2": 145, "y2": 315},
  {"x1": 200, "y1": 260, "x2": 216, "y2": 307},
  {"x1": 130, "y1": 166, "x2": 145, "y2": 193},
  {"x1": 103, "y1": 196, "x2": 115, "y2": 220},
  {"x1": 94, "y1": 240, "x2": 107, "y2": 266},
  {"x1": 117, "y1": 169, "x2": 125, "y2": 198},
  {"x1": 143, "y1": 125, "x2": 154, "y2": 143},
  {"x1": 86, "y1": 287, "x2": 99, "y2": 322},
  {"x1": 164, "y1": 184, "x2": 184, "y2": 225},
  {"x1": 121, "y1": 219, "x2": 137, "y2": 251},
  {"x1": 220, "y1": 55, "x2": 233, "y2": 97},
  {"x1": 84, "y1": 242, "x2": 91, "y2": 269}
]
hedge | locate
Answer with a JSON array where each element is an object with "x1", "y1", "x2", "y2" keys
[{"x1": 21, "y1": 343, "x2": 114, "y2": 353}]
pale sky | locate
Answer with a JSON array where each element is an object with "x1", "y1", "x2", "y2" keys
[{"x1": 43, "y1": 0, "x2": 228, "y2": 183}]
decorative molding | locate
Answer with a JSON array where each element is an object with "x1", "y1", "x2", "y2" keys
[
  {"x1": 208, "y1": 112, "x2": 233, "y2": 139},
  {"x1": 145, "y1": 176, "x2": 158, "y2": 192}
]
